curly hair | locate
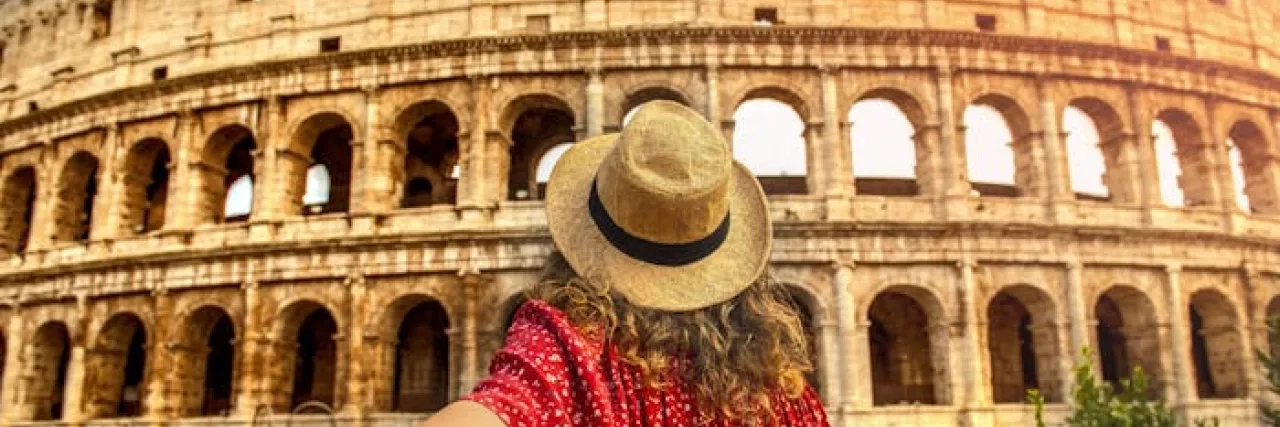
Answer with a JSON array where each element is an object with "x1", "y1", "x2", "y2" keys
[{"x1": 524, "y1": 252, "x2": 813, "y2": 423}]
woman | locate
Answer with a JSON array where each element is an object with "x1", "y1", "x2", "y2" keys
[{"x1": 425, "y1": 101, "x2": 830, "y2": 426}]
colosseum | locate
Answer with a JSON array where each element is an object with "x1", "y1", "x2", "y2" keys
[{"x1": 0, "y1": 0, "x2": 1278, "y2": 425}]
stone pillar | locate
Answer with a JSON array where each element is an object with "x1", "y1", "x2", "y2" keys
[
  {"x1": 956, "y1": 259, "x2": 993, "y2": 427},
  {"x1": 164, "y1": 110, "x2": 199, "y2": 231},
  {"x1": 1012, "y1": 131, "x2": 1050, "y2": 198},
  {"x1": 253, "y1": 96, "x2": 286, "y2": 222},
  {"x1": 832, "y1": 262, "x2": 864, "y2": 411},
  {"x1": 1126, "y1": 85, "x2": 1163, "y2": 219},
  {"x1": 704, "y1": 65, "x2": 720, "y2": 130},
  {"x1": 816, "y1": 320, "x2": 840, "y2": 409},
  {"x1": 0, "y1": 304, "x2": 24, "y2": 423},
  {"x1": 342, "y1": 273, "x2": 370, "y2": 416},
  {"x1": 94, "y1": 123, "x2": 124, "y2": 240},
  {"x1": 233, "y1": 281, "x2": 270, "y2": 418},
  {"x1": 143, "y1": 290, "x2": 175, "y2": 421},
  {"x1": 358, "y1": 85, "x2": 396, "y2": 215},
  {"x1": 1037, "y1": 80, "x2": 1072, "y2": 201},
  {"x1": 1063, "y1": 260, "x2": 1089, "y2": 395},
  {"x1": 1164, "y1": 265, "x2": 1195, "y2": 406},
  {"x1": 586, "y1": 70, "x2": 605, "y2": 137},
  {"x1": 934, "y1": 67, "x2": 970, "y2": 221},
  {"x1": 458, "y1": 274, "x2": 481, "y2": 395},
  {"x1": 820, "y1": 67, "x2": 853, "y2": 220},
  {"x1": 457, "y1": 76, "x2": 495, "y2": 217},
  {"x1": 62, "y1": 299, "x2": 89, "y2": 424}
]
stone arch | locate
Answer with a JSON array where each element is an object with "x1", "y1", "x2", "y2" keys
[
  {"x1": 84, "y1": 312, "x2": 149, "y2": 418},
  {"x1": 271, "y1": 299, "x2": 342, "y2": 412},
  {"x1": 1153, "y1": 108, "x2": 1216, "y2": 207},
  {"x1": 172, "y1": 305, "x2": 237, "y2": 416},
  {"x1": 1187, "y1": 289, "x2": 1246, "y2": 399},
  {"x1": 848, "y1": 87, "x2": 931, "y2": 196},
  {"x1": 381, "y1": 295, "x2": 451, "y2": 413},
  {"x1": 781, "y1": 283, "x2": 824, "y2": 394},
  {"x1": 288, "y1": 112, "x2": 355, "y2": 216},
  {"x1": 197, "y1": 124, "x2": 257, "y2": 224},
  {"x1": 731, "y1": 86, "x2": 810, "y2": 195},
  {"x1": 984, "y1": 284, "x2": 1064, "y2": 403},
  {"x1": 394, "y1": 100, "x2": 461, "y2": 208},
  {"x1": 865, "y1": 284, "x2": 950, "y2": 406},
  {"x1": 52, "y1": 151, "x2": 101, "y2": 242},
  {"x1": 966, "y1": 93, "x2": 1035, "y2": 197},
  {"x1": 0, "y1": 166, "x2": 37, "y2": 254},
  {"x1": 1092, "y1": 285, "x2": 1165, "y2": 397},
  {"x1": 731, "y1": 85, "x2": 812, "y2": 121},
  {"x1": 119, "y1": 137, "x2": 172, "y2": 234},
  {"x1": 1226, "y1": 120, "x2": 1278, "y2": 214},
  {"x1": 24, "y1": 321, "x2": 72, "y2": 421},
  {"x1": 501, "y1": 93, "x2": 577, "y2": 201},
  {"x1": 620, "y1": 85, "x2": 691, "y2": 125},
  {"x1": 1065, "y1": 97, "x2": 1129, "y2": 202}
]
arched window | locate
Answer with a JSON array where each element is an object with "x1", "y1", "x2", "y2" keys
[
  {"x1": 1188, "y1": 290, "x2": 1245, "y2": 399},
  {"x1": 122, "y1": 139, "x2": 171, "y2": 234},
  {"x1": 849, "y1": 98, "x2": 919, "y2": 196},
  {"x1": 620, "y1": 87, "x2": 688, "y2": 128},
  {"x1": 55, "y1": 152, "x2": 101, "y2": 243},
  {"x1": 292, "y1": 308, "x2": 338, "y2": 409},
  {"x1": 1226, "y1": 121, "x2": 1276, "y2": 214},
  {"x1": 302, "y1": 164, "x2": 332, "y2": 213},
  {"x1": 963, "y1": 104, "x2": 1017, "y2": 197},
  {"x1": 535, "y1": 143, "x2": 574, "y2": 188},
  {"x1": 1227, "y1": 141, "x2": 1249, "y2": 212},
  {"x1": 987, "y1": 286, "x2": 1063, "y2": 403},
  {"x1": 1094, "y1": 287, "x2": 1164, "y2": 397},
  {"x1": 1063, "y1": 106, "x2": 1110, "y2": 200},
  {"x1": 85, "y1": 314, "x2": 148, "y2": 418},
  {"x1": 393, "y1": 300, "x2": 451, "y2": 412},
  {"x1": 224, "y1": 175, "x2": 254, "y2": 220},
  {"x1": 505, "y1": 95, "x2": 576, "y2": 201},
  {"x1": 0, "y1": 167, "x2": 37, "y2": 254},
  {"x1": 732, "y1": 98, "x2": 807, "y2": 195},
  {"x1": 868, "y1": 288, "x2": 946, "y2": 405},
  {"x1": 399, "y1": 103, "x2": 460, "y2": 208},
  {"x1": 29, "y1": 322, "x2": 72, "y2": 421},
  {"x1": 1152, "y1": 120, "x2": 1185, "y2": 207}
]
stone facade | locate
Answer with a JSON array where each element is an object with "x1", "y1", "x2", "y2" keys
[{"x1": 0, "y1": 0, "x2": 1279, "y2": 426}]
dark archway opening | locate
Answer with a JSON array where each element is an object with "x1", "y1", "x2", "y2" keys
[
  {"x1": 201, "y1": 316, "x2": 235, "y2": 416},
  {"x1": 292, "y1": 309, "x2": 338, "y2": 408},
  {"x1": 392, "y1": 300, "x2": 451, "y2": 412},
  {"x1": 508, "y1": 106, "x2": 575, "y2": 201},
  {"x1": 401, "y1": 110, "x2": 460, "y2": 208}
]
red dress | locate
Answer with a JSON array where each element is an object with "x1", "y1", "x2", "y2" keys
[{"x1": 463, "y1": 300, "x2": 831, "y2": 427}]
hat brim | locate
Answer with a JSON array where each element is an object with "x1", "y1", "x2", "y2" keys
[{"x1": 545, "y1": 134, "x2": 773, "y2": 312}]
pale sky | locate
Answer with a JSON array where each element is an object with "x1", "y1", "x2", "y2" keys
[{"x1": 222, "y1": 99, "x2": 1255, "y2": 218}]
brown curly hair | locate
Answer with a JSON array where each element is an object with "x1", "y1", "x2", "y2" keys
[{"x1": 525, "y1": 252, "x2": 813, "y2": 423}]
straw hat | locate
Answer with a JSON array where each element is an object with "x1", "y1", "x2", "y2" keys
[{"x1": 544, "y1": 101, "x2": 772, "y2": 312}]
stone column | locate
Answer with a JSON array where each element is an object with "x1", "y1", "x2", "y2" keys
[
  {"x1": 586, "y1": 70, "x2": 605, "y2": 137},
  {"x1": 1063, "y1": 260, "x2": 1089, "y2": 396},
  {"x1": 164, "y1": 109, "x2": 199, "y2": 232},
  {"x1": 62, "y1": 298, "x2": 89, "y2": 424},
  {"x1": 458, "y1": 274, "x2": 481, "y2": 395},
  {"x1": 94, "y1": 123, "x2": 124, "y2": 240},
  {"x1": 0, "y1": 304, "x2": 24, "y2": 423},
  {"x1": 1012, "y1": 131, "x2": 1050, "y2": 199},
  {"x1": 956, "y1": 259, "x2": 993, "y2": 427},
  {"x1": 816, "y1": 320, "x2": 839, "y2": 408},
  {"x1": 1164, "y1": 265, "x2": 1195, "y2": 406},
  {"x1": 342, "y1": 273, "x2": 370, "y2": 416},
  {"x1": 1037, "y1": 80, "x2": 1072, "y2": 201},
  {"x1": 1126, "y1": 85, "x2": 1163, "y2": 220},
  {"x1": 457, "y1": 76, "x2": 495, "y2": 218},
  {"x1": 143, "y1": 290, "x2": 175, "y2": 421},
  {"x1": 252, "y1": 96, "x2": 286, "y2": 222},
  {"x1": 832, "y1": 262, "x2": 864, "y2": 411},
  {"x1": 704, "y1": 65, "x2": 720, "y2": 130},
  {"x1": 358, "y1": 85, "x2": 397, "y2": 215},
  {"x1": 233, "y1": 281, "x2": 270, "y2": 419},
  {"x1": 820, "y1": 67, "x2": 853, "y2": 220},
  {"x1": 934, "y1": 67, "x2": 970, "y2": 221},
  {"x1": 1202, "y1": 97, "x2": 1243, "y2": 233}
]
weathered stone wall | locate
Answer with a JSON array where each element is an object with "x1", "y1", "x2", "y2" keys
[{"x1": 0, "y1": 2, "x2": 1277, "y2": 426}]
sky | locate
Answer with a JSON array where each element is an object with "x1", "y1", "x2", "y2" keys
[{"x1": 223, "y1": 99, "x2": 1255, "y2": 218}]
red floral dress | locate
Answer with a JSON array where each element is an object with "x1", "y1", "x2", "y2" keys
[{"x1": 463, "y1": 300, "x2": 830, "y2": 427}]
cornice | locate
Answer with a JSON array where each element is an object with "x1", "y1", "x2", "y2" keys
[{"x1": 2, "y1": 25, "x2": 1278, "y2": 138}]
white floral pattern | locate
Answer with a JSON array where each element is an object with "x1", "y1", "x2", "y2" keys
[{"x1": 464, "y1": 301, "x2": 830, "y2": 427}]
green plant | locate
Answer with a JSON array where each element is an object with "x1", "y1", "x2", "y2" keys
[{"x1": 1029, "y1": 348, "x2": 1219, "y2": 427}]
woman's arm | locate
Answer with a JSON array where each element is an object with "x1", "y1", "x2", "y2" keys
[{"x1": 421, "y1": 401, "x2": 506, "y2": 427}]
